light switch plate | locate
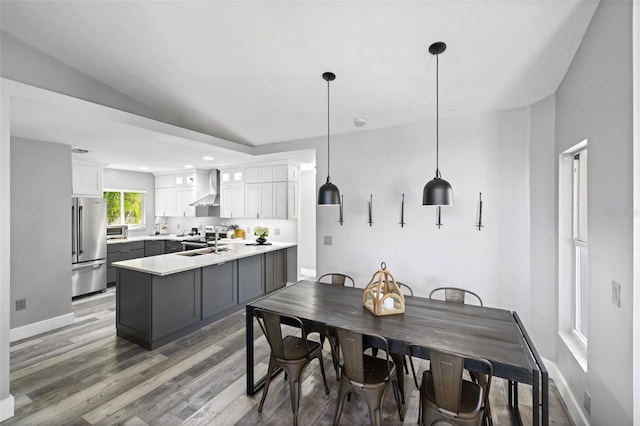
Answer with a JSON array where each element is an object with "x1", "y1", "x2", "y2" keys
[
  {"x1": 16, "y1": 298, "x2": 26, "y2": 311},
  {"x1": 612, "y1": 281, "x2": 621, "y2": 308},
  {"x1": 584, "y1": 391, "x2": 591, "y2": 415},
  {"x1": 324, "y1": 236, "x2": 332, "y2": 246}
]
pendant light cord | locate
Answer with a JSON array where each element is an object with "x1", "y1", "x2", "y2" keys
[
  {"x1": 435, "y1": 52, "x2": 440, "y2": 179},
  {"x1": 327, "y1": 78, "x2": 331, "y2": 182}
]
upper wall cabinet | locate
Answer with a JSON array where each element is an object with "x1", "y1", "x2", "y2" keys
[
  {"x1": 220, "y1": 169, "x2": 244, "y2": 185},
  {"x1": 154, "y1": 170, "x2": 208, "y2": 217},
  {"x1": 72, "y1": 163, "x2": 104, "y2": 197}
]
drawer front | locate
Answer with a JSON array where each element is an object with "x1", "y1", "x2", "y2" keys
[
  {"x1": 108, "y1": 241, "x2": 145, "y2": 253},
  {"x1": 145, "y1": 240, "x2": 165, "y2": 257}
]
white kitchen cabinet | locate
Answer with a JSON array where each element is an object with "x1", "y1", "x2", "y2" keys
[
  {"x1": 273, "y1": 165, "x2": 288, "y2": 182},
  {"x1": 155, "y1": 187, "x2": 175, "y2": 217},
  {"x1": 245, "y1": 166, "x2": 273, "y2": 184},
  {"x1": 220, "y1": 184, "x2": 244, "y2": 218},
  {"x1": 245, "y1": 183, "x2": 273, "y2": 219},
  {"x1": 174, "y1": 173, "x2": 196, "y2": 187},
  {"x1": 220, "y1": 168, "x2": 244, "y2": 184},
  {"x1": 274, "y1": 182, "x2": 297, "y2": 219},
  {"x1": 154, "y1": 170, "x2": 206, "y2": 217},
  {"x1": 175, "y1": 187, "x2": 196, "y2": 217},
  {"x1": 72, "y1": 163, "x2": 103, "y2": 196},
  {"x1": 287, "y1": 182, "x2": 298, "y2": 219}
]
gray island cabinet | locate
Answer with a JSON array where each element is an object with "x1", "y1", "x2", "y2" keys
[{"x1": 114, "y1": 242, "x2": 296, "y2": 349}]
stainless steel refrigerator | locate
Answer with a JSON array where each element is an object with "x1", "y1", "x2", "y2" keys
[{"x1": 72, "y1": 197, "x2": 107, "y2": 297}]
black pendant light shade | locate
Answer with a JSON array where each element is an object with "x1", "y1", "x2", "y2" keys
[
  {"x1": 423, "y1": 41, "x2": 453, "y2": 206},
  {"x1": 318, "y1": 71, "x2": 341, "y2": 205},
  {"x1": 423, "y1": 174, "x2": 453, "y2": 205},
  {"x1": 318, "y1": 178, "x2": 341, "y2": 205}
]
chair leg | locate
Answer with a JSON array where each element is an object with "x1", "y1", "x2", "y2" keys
[
  {"x1": 333, "y1": 379, "x2": 350, "y2": 426},
  {"x1": 258, "y1": 356, "x2": 277, "y2": 413},
  {"x1": 392, "y1": 379, "x2": 404, "y2": 421},
  {"x1": 315, "y1": 354, "x2": 329, "y2": 394},
  {"x1": 287, "y1": 376, "x2": 301, "y2": 426}
]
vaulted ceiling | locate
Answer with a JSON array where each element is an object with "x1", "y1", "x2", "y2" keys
[{"x1": 1, "y1": 1, "x2": 598, "y2": 150}]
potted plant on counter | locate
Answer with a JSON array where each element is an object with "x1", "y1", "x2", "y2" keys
[{"x1": 254, "y1": 226, "x2": 269, "y2": 244}]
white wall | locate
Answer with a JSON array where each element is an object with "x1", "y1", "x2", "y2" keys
[
  {"x1": 298, "y1": 168, "x2": 316, "y2": 274},
  {"x1": 103, "y1": 168, "x2": 155, "y2": 237},
  {"x1": 528, "y1": 95, "x2": 558, "y2": 357},
  {"x1": 555, "y1": 1, "x2": 634, "y2": 423},
  {"x1": 633, "y1": 2, "x2": 640, "y2": 424},
  {"x1": 10, "y1": 137, "x2": 73, "y2": 330},
  {"x1": 0, "y1": 79, "x2": 13, "y2": 422},
  {"x1": 316, "y1": 107, "x2": 533, "y2": 320}
]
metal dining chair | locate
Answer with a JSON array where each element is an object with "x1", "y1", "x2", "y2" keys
[
  {"x1": 426, "y1": 287, "x2": 492, "y2": 424},
  {"x1": 408, "y1": 344, "x2": 492, "y2": 426},
  {"x1": 316, "y1": 272, "x2": 355, "y2": 380},
  {"x1": 317, "y1": 273, "x2": 355, "y2": 287},
  {"x1": 428, "y1": 287, "x2": 483, "y2": 306},
  {"x1": 254, "y1": 308, "x2": 329, "y2": 426},
  {"x1": 329, "y1": 325, "x2": 404, "y2": 426}
]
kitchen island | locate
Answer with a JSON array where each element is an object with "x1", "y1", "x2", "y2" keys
[{"x1": 113, "y1": 240, "x2": 297, "y2": 349}]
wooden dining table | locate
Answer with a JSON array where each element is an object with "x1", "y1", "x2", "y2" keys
[{"x1": 245, "y1": 280, "x2": 548, "y2": 425}]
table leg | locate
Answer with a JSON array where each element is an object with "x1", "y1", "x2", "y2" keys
[
  {"x1": 533, "y1": 370, "x2": 540, "y2": 425},
  {"x1": 246, "y1": 304, "x2": 255, "y2": 396}
]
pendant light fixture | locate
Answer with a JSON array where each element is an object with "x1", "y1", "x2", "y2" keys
[
  {"x1": 423, "y1": 42, "x2": 453, "y2": 206},
  {"x1": 318, "y1": 71, "x2": 341, "y2": 205}
]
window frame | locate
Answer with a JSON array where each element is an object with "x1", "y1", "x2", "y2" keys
[
  {"x1": 103, "y1": 188, "x2": 146, "y2": 229},
  {"x1": 571, "y1": 149, "x2": 588, "y2": 348}
]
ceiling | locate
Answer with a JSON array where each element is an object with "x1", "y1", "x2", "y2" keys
[{"x1": 1, "y1": 1, "x2": 597, "y2": 171}]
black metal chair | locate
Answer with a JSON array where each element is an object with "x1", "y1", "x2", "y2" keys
[
  {"x1": 254, "y1": 308, "x2": 329, "y2": 426},
  {"x1": 408, "y1": 345, "x2": 492, "y2": 426},
  {"x1": 329, "y1": 325, "x2": 404, "y2": 426}
]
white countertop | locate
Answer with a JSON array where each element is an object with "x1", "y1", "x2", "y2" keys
[{"x1": 112, "y1": 240, "x2": 296, "y2": 276}]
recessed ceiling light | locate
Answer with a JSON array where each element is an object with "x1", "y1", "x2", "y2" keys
[
  {"x1": 71, "y1": 148, "x2": 89, "y2": 154},
  {"x1": 139, "y1": 166, "x2": 149, "y2": 171},
  {"x1": 184, "y1": 164, "x2": 194, "y2": 169},
  {"x1": 202, "y1": 156, "x2": 214, "y2": 161}
]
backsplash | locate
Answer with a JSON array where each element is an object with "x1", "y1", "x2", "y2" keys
[{"x1": 160, "y1": 216, "x2": 298, "y2": 242}]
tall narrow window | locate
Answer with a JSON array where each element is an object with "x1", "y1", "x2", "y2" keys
[
  {"x1": 572, "y1": 150, "x2": 588, "y2": 345},
  {"x1": 104, "y1": 190, "x2": 145, "y2": 227}
]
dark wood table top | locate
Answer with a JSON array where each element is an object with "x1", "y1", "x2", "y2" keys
[{"x1": 249, "y1": 280, "x2": 538, "y2": 384}]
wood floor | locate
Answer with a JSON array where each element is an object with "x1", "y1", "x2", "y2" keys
[{"x1": 4, "y1": 288, "x2": 573, "y2": 425}]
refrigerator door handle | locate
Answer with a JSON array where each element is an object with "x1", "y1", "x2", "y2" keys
[
  {"x1": 78, "y1": 205, "x2": 84, "y2": 255},
  {"x1": 72, "y1": 204, "x2": 77, "y2": 258},
  {"x1": 71, "y1": 259, "x2": 106, "y2": 270}
]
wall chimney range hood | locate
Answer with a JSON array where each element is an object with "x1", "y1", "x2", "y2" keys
[{"x1": 190, "y1": 169, "x2": 220, "y2": 207}]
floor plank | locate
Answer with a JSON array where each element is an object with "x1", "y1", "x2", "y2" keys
[{"x1": 4, "y1": 288, "x2": 573, "y2": 425}]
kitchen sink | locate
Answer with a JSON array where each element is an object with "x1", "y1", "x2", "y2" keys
[{"x1": 176, "y1": 246, "x2": 230, "y2": 257}]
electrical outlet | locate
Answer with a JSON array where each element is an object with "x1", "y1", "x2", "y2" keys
[
  {"x1": 612, "y1": 280, "x2": 621, "y2": 307},
  {"x1": 177, "y1": 223, "x2": 180, "y2": 229},
  {"x1": 274, "y1": 228, "x2": 280, "y2": 236},
  {"x1": 16, "y1": 298, "x2": 26, "y2": 311},
  {"x1": 324, "y1": 236, "x2": 332, "y2": 246},
  {"x1": 584, "y1": 391, "x2": 591, "y2": 415}
]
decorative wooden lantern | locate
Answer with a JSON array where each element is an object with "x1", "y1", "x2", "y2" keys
[{"x1": 362, "y1": 262, "x2": 405, "y2": 316}]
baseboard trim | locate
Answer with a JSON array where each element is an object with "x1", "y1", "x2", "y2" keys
[
  {"x1": 300, "y1": 268, "x2": 316, "y2": 278},
  {"x1": 543, "y1": 357, "x2": 590, "y2": 426},
  {"x1": 0, "y1": 394, "x2": 14, "y2": 422},
  {"x1": 10, "y1": 313, "x2": 74, "y2": 342}
]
